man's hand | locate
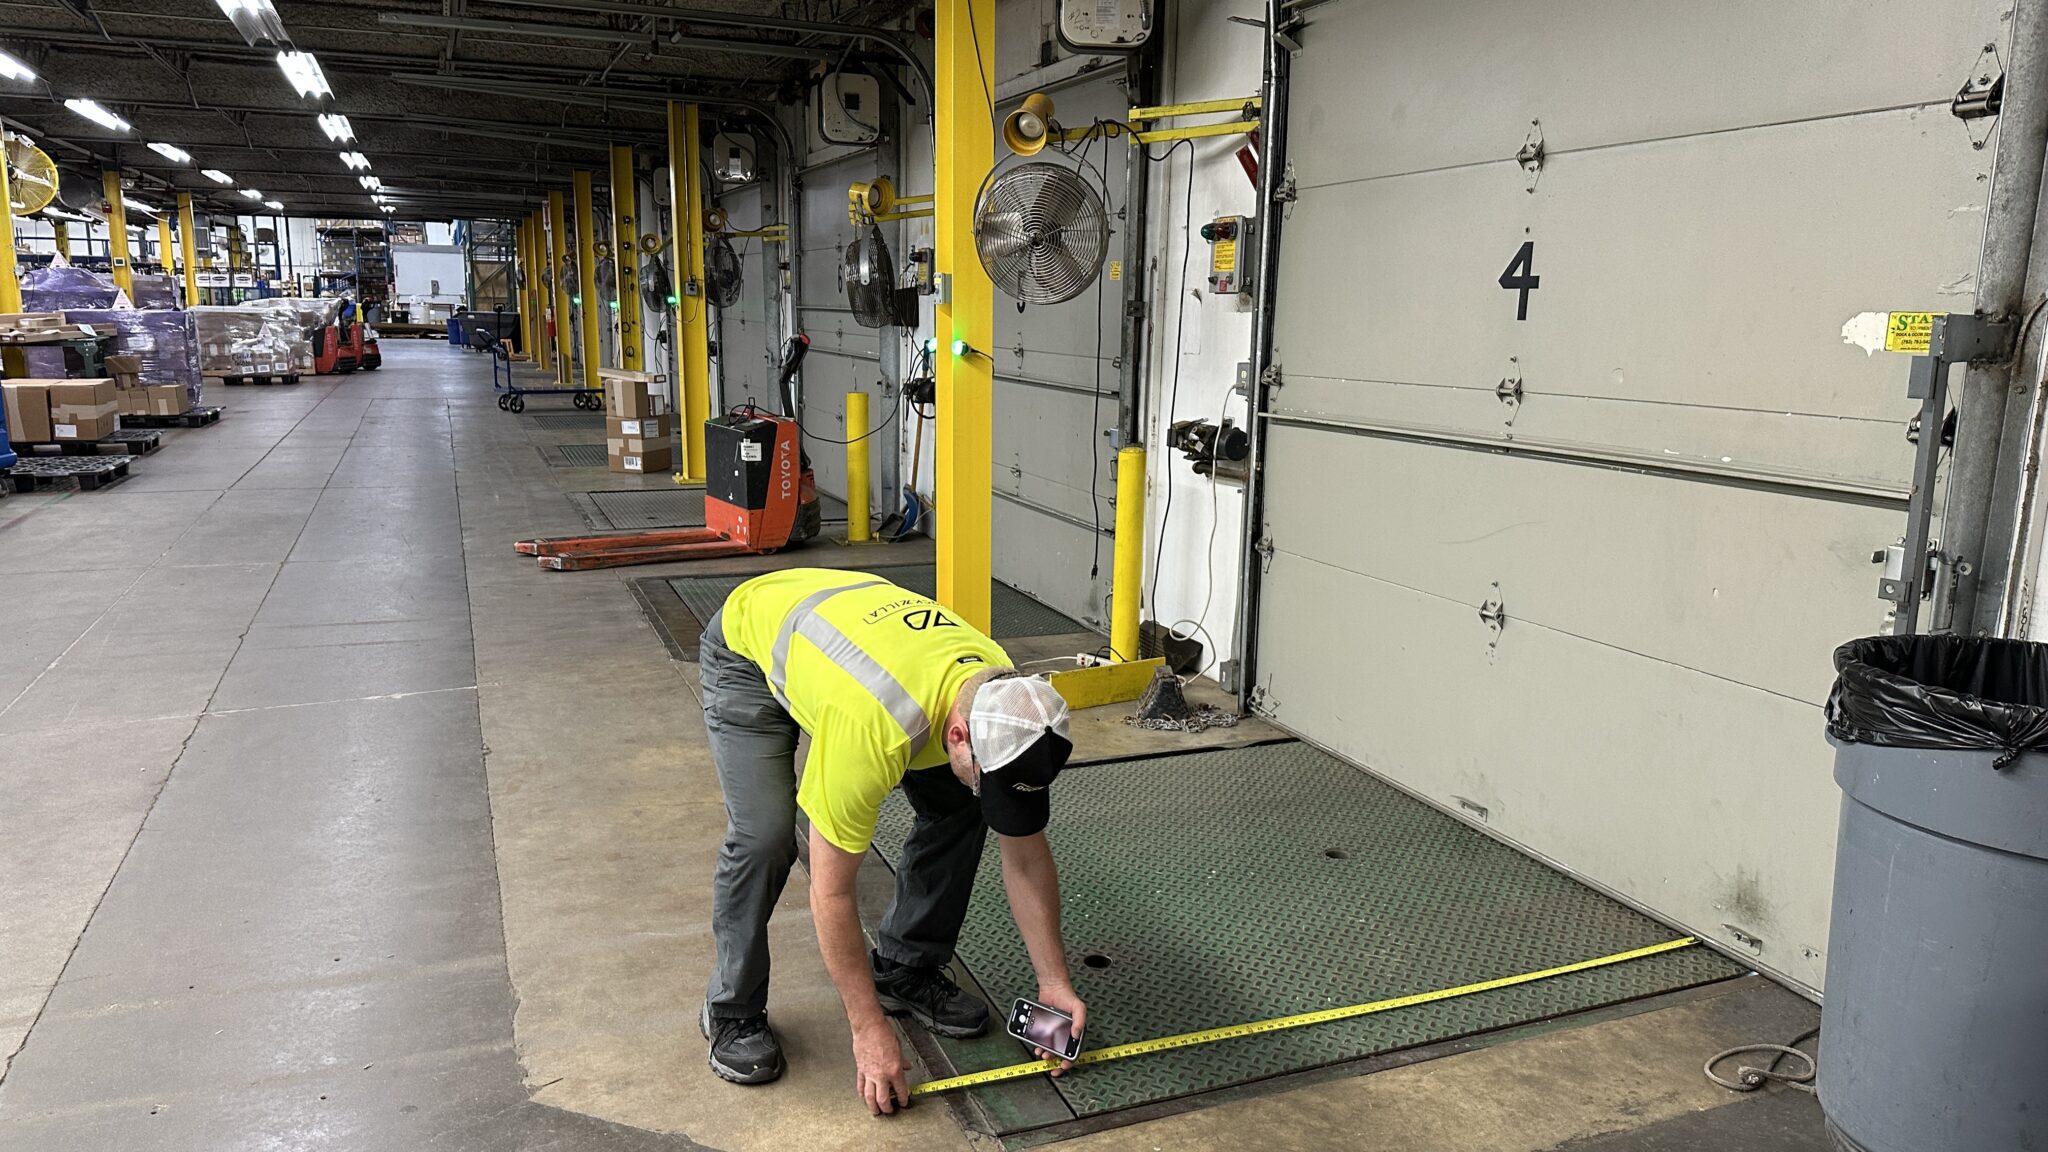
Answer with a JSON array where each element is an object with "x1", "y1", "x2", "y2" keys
[
  {"x1": 1031, "y1": 982, "x2": 1088, "y2": 1074},
  {"x1": 853, "y1": 1019, "x2": 912, "y2": 1115}
]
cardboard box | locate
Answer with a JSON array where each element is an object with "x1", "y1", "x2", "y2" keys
[
  {"x1": 2, "y1": 381, "x2": 53, "y2": 443},
  {"x1": 121, "y1": 384, "x2": 184, "y2": 417},
  {"x1": 608, "y1": 444, "x2": 674, "y2": 475},
  {"x1": 47, "y1": 378, "x2": 119, "y2": 441},
  {"x1": 604, "y1": 377, "x2": 655, "y2": 419},
  {"x1": 104, "y1": 353, "x2": 144, "y2": 377},
  {"x1": 605, "y1": 413, "x2": 671, "y2": 440}
]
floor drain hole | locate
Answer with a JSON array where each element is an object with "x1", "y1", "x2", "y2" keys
[
  {"x1": 1081, "y1": 953, "x2": 1112, "y2": 970},
  {"x1": 1323, "y1": 848, "x2": 1349, "y2": 860}
]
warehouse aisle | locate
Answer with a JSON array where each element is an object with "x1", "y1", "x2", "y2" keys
[
  {"x1": 0, "y1": 344, "x2": 1827, "y2": 1151},
  {"x1": 0, "y1": 345, "x2": 701, "y2": 1151}
]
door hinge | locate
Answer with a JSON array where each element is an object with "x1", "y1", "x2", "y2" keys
[
  {"x1": 1953, "y1": 41, "x2": 2004, "y2": 149},
  {"x1": 1495, "y1": 358, "x2": 1523, "y2": 426},
  {"x1": 1516, "y1": 120, "x2": 1545, "y2": 192},
  {"x1": 1478, "y1": 582, "x2": 1507, "y2": 653},
  {"x1": 1254, "y1": 536, "x2": 1276, "y2": 573},
  {"x1": 1259, "y1": 363, "x2": 1284, "y2": 392}
]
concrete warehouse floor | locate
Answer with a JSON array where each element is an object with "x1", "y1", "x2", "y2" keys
[{"x1": 0, "y1": 343, "x2": 1833, "y2": 1150}]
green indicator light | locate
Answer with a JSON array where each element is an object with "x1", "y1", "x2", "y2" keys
[
  {"x1": 951, "y1": 339, "x2": 969, "y2": 357},
  {"x1": 667, "y1": 295, "x2": 679, "y2": 306},
  {"x1": 922, "y1": 337, "x2": 938, "y2": 354},
  {"x1": 610, "y1": 298, "x2": 621, "y2": 309},
  {"x1": 571, "y1": 295, "x2": 582, "y2": 306}
]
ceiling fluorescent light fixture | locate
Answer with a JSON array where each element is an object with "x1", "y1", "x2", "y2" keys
[
  {"x1": 380, "y1": 204, "x2": 396, "y2": 213},
  {"x1": 147, "y1": 142, "x2": 193, "y2": 164},
  {"x1": 318, "y1": 113, "x2": 354, "y2": 142},
  {"x1": 121, "y1": 196, "x2": 158, "y2": 214},
  {"x1": 340, "y1": 151, "x2": 370, "y2": 170},
  {"x1": 239, "y1": 188, "x2": 263, "y2": 200},
  {"x1": 359, "y1": 175, "x2": 381, "y2": 190},
  {"x1": 263, "y1": 199, "x2": 284, "y2": 210},
  {"x1": 216, "y1": 0, "x2": 288, "y2": 46},
  {"x1": 0, "y1": 50, "x2": 35, "y2": 82},
  {"x1": 275, "y1": 51, "x2": 331, "y2": 99},
  {"x1": 202, "y1": 168, "x2": 234, "y2": 184},
  {"x1": 63, "y1": 99, "x2": 130, "y2": 133}
]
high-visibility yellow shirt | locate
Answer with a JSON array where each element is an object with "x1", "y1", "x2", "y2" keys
[{"x1": 723, "y1": 568, "x2": 1011, "y2": 853}]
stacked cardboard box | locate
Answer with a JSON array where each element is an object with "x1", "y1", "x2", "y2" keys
[
  {"x1": 604, "y1": 374, "x2": 673, "y2": 474},
  {"x1": 191, "y1": 306, "x2": 296, "y2": 379},
  {"x1": 3, "y1": 379, "x2": 120, "y2": 444},
  {"x1": 101, "y1": 353, "x2": 186, "y2": 417}
]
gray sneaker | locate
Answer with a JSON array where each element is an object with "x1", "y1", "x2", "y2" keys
[
  {"x1": 872, "y1": 951, "x2": 990, "y2": 1039},
  {"x1": 700, "y1": 1002, "x2": 786, "y2": 1085}
]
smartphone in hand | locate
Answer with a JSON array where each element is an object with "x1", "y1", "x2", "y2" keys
[{"x1": 1006, "y1": 997, "x2": 1082, "y2": 1061}]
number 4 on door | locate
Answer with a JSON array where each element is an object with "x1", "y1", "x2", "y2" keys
[{"x1": 1499, "y1": 241, "x2": 1538, "y2": 321}]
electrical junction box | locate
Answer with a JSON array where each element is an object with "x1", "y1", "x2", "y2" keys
[
  {"x1": 1058, "y1": 0, "x2": 1153, "y2": 51},
  {"x1": 712, "y1": 132, "x2": 757, "y2": 185},
  {"x1": 815, "y1": 72, "x2": 881, "y2": 146},
  {"x1": 1201, "y1": 214, "x2": 1256, "y2": 296}
]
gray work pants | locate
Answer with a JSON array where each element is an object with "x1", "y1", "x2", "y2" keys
[{"x1": 700, "y1": 609, "x2": 988, "y2": 1020}]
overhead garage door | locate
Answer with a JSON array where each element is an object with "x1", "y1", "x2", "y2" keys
[
  {"x1": 1253, "y1": 0, "x2": 2007, "y2": 993},
  {"x1": 709, "y1": 179, "x2": 782, "y2": 414},
  {"x1": 798, "y1": 146, "x2": 895, "y2": 514}
]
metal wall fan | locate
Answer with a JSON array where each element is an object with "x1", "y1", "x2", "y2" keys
[
  {"x1": 4, "y1": 134, "x2": 58, "y2": 215},
  {"x1": 842, "y1": 224, "x2": 905, "y2": 328},
  {"x1": 706, "y1": 235, "x2": 743, "y2": 309},
  {"x1": 638, "y1": 254, "x2": 672, "y2": 313},
  {"x1": 974, "y1": 161, "x2": 1110, "y2": 305}
]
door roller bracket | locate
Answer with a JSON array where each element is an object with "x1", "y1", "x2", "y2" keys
[{"x1": 1952, "y1": 41, "x2": 2004, "y2": 150}]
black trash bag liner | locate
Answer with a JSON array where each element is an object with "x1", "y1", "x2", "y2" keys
[{"x1": 1827, "y1": 635, "x2": 2048, "y2": 768}]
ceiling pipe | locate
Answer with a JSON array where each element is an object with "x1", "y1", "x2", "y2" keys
[
  {"x1": 486, "y1": 0, "x2": 936, "y2": 108},
  {"x1": 376, "y1": 12, "x2": 832, "y2": 61}
]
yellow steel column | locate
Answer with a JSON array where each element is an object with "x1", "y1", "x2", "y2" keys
[
  {"x1": 156, "y1": 214, "x2": 174, "y2": 277},
  {"x1": 670, "y1": 102, "x2": 712, "y2": 480},
  {"x1": 934, "y1": 0, "x2": 996, "y2": 631},
  {"x1": 1110, "y1": 445, "x2": 1147, "y2": 660},
  {"x1": 175, "y1": 196, "x2": 198, "y2": 308},
  {"x1": 573, "y1": 171, "x2": 602, "y2": 391},
  {"x1": 51, "y1": 221, "x2": 69, "y2": 263},
  {"x1": 846, "y1": 390, "x2": 872, "y2": 542},
  {"x1": 515, "y1": 215, "x2": 536, "y2": 358},
  {"x1": 531, "y1": 213, "x2": 554, "y2": 372},
  {"x1": 102, "y1": 169, "x2": 135, "y2": 299},
  {"x1": 0, "y1": 155, "x2": 21, "y2": 376},
  {"x1": 608, "y1": 145, "x2": 642, "y2": 371},
  {"x1": 548, "y1": 191, "x2": 572, "y2": 387}
]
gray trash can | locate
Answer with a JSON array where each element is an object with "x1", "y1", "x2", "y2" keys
[{"x1": 1821, "y1": 636, "x2": 2048, "y2": 1152}]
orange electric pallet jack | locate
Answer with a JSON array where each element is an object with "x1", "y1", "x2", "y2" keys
[{"x1": 515, "y1": 336, "x2": 822, "y2": 571}]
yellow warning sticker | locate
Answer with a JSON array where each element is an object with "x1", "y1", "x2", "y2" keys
[
  {"x1": 1108, "y1": 260, "x2": 1122, "y2": 281},
  {"x1": 1885, "y1": 311, "x2": 1937, "y2": 354},
  {"x1": 1213, "y1": 239, "x2": 1238, "y2": 274}
]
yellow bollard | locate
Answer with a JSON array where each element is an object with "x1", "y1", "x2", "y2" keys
[
  {"x1": 1110, "y1": 445, "x2": 1146, "y2": 662},
  {"x1": 846, "y1": 391, "x2": 871, "y2": 543}
]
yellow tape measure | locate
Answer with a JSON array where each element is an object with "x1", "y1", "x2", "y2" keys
[{"x1": 910, "y1": 936, "x2": 1699, "y2": 1096}]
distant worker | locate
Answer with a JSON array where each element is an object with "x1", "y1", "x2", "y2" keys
[{"x1": 698, "y1": 568, "x2": 1085, "y2": 1115}]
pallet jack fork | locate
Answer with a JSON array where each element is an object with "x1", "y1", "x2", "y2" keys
[{"x1": 514, "y1": 336, "x2": 820, "y2": 571}]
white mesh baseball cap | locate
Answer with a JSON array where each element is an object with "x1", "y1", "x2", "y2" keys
[{"x1": 969, "y1": 676, "x2": 1073, "y2": 836}]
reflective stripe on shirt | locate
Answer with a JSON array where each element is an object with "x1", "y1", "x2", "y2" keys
[{"x1": 766, "y1": 579, "x2": 931, "y2": 756}]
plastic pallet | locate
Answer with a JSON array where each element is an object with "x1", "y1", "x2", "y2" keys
[
  {"x1": 120, "y1": 406, "x2": 224, "y2": 429},
  {"x1": 208, "y1": 373, "x2": 301, "y2": 386},
  {"x1": 5, "y1": 455, "x2": 130, "y2": 491}
]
